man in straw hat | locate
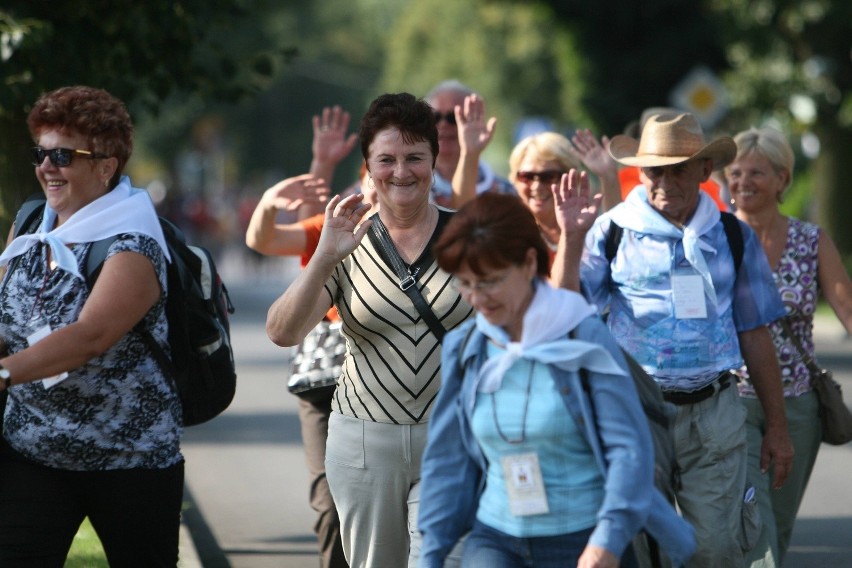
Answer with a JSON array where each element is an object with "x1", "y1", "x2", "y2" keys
[{"x1": 553, "y1": 112, "x2": 793, "y2": 567}]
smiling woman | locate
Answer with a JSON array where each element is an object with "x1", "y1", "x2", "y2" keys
[
  {"x1": 417, "y1": 192, "x2": 695, "y2": 568},
  {"x1": 265, "y1": 92, "x2": 473, "y2": 568},
  {"x1": 0, "y1": 86, "x2": 183, "y2": 565},
  {"x1": 726, "y1": 126, "x2": 852, "y2": 567}
]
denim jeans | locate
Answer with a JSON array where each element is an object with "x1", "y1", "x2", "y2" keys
[{"x1": 462, "y1": 520, "x2": 637, "y2": 567}]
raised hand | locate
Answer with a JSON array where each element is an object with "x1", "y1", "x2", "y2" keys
[
  {"x1": 552, "y1": 168, "x2": 602, "y2": 237},
  {"x1": 569, "y1": 129, "x2": 616, "y2": 180},
  {"x1": 455, "y1": 94, "x2": 497, "y2": 157},
  {"x1": 317, "y1": 193, "x2": 373, "y2": 261},
  {"x1": 259, "y1": 174, "x2": 330, "y2": 213},
  {"x1": 312, "y1": 105, "x2": 358, "y2": 169}
]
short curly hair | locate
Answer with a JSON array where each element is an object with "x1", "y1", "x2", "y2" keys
[
  {"x1": 359, "y1": 92, "x2": 438, "y2": 168},
  {"x1": 27, "y1": 86, "x2": 133, "y2": 189}
]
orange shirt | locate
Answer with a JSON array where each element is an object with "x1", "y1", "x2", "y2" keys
[
  {"x1": 300, "y1": 213, "x2": 339, "y2": 322},
  {"x1": 618, "y1": 167, "x2": 728, "y2": 212}
]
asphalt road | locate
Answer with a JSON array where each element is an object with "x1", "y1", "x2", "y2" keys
[{"x1": 181, "y1": 257, "x2": 852, "y2": 567}]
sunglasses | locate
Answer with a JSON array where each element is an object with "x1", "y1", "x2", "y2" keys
[
  {"x1": 433, "y1": 111, "x2": 456, "y2": 126},
  {"x1": 515, "y1": 170, "x2": 565, "y2": 185},
  {"x1": 31, "y1": 147, "x2": 107, "y2": 168}
]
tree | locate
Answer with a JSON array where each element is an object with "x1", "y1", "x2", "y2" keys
[
  {"x1": 381, "y1": 0, "x2": 579, "y2": 169},
  {"x1": 709, "y1": 0, "x2": 852, "y2": 261},
  {"x1": 0, "y1": 1, "x2": 286, "y2": 236},
  {"x1": 533, "y1": 0, "x2": 726, "y2": 135}
]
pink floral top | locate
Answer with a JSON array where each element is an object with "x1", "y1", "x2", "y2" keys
[{"x1": 738, "y1": 217, "x2": 821, "y2": 399}]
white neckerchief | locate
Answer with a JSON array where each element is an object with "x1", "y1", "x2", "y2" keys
[
  {"x1": 475, "y1": 280, "x2": 625, "y2": 393},
  {"x1": 0, "y1": 176, "x2": 170, "y2": 279},
  {"x1": 609, "y1": 188, "x2": 720, "y2": 305},
  {"x1": 431, "y1": 162, "x2": 496, "y2": 199}
]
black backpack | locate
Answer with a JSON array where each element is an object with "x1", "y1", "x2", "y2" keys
[{"x1": 11, "y1": 196, "x2": 237, "y2": 426}]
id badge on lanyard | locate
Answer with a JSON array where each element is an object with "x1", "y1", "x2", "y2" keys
[
  {"x1": 26, "y1": 315, "x2": 69, "y2": 388},
  {"x1": 671, "y1": 266, "x2": 707, "y2": 319},
  {"x1": 501, "y1": 452, "x2": 550, "y2": 516}
]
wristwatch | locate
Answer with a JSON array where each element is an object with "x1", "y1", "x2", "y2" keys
[{"x1": 0, "y1": 364, "x2": 11, "y2": 390}]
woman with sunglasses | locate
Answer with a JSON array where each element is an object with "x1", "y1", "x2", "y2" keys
[
  {"x1": 451, "y1": 100, "x2": 621, "y2": 261},
  {"x1": 418, "y1": 192, "x2": 695, "y2": 568},
  {"x1": 0, "y1": 86, "x2": 182, "y2": 565}
]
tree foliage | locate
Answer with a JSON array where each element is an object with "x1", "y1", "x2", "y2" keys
[
  {"x1": 381, "y1": 0, "x2": 577, "y2": 169},
  {"x1": 537, "y1": 0, "x2": 852, "y2": 260},
  {"x1": 533, "y1": 0, "x2": 726, "y2": 135},
  {"x1": 709, "y1": 0, "x2": 852, "y2": 258},
  {"x1": 0, "y1": 0, "x2": 287, "y2": 236}
]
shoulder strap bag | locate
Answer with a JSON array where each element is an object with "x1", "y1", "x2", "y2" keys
[
  {"x1": 779, "y1": 317, "x2": 852, "y2": 445},
  {"x1": 370, "y1": 216, "x2": 447, "y2": 342}
]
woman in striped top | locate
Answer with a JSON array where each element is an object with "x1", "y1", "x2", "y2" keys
[{"x1": 267, "y1": 92, "x2": 472, "y2": 568}]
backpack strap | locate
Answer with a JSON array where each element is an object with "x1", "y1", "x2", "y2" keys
[
  {"x1": 1, "y1": 197, "x2": 46, "y2": 297},
  {"x1": 84, "y1": 235, "x2": 119, "y2": 290},
  {"x1": 13, "y1": 195, "x2": 47, "y2": 238},
  {"x1": 719, "y1": 212, "x2": 744, "y2": 272},
  {"x1": 604, "y1": 221, "x2": 623, "y2": 263},
  {"x1": 456, "y1": 323, "x2": 478, "y2": 378}
]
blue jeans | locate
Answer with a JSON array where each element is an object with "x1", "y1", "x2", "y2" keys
[{"x1": 462, "y1": 520, "x2": 638, "y2": 567}]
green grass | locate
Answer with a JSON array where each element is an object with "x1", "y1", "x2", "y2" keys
[{"x1": 65, "y1": 517, "x2": 108, "y2": 568}]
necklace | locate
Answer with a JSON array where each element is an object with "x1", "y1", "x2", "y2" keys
[{"x1": 491, "y1": 360, "x2": 535, "y2": 444}]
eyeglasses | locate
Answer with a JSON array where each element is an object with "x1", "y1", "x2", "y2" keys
[
  {"x1": 433, "y1": 111, "x2": 456, "y2": 126},
  {"x1": 515, "y1": 170, "x2": 564, "y2": 185},
  {"x1": 31, "y1": 147, "x2": 108, "y2": 168},
  {"x1": 450, "y1": 271, "x2": 512, "y2": 295}
]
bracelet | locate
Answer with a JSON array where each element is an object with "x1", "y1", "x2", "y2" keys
[{"x1": 0, "y1": 363, "x2": 11, "y2": 390}]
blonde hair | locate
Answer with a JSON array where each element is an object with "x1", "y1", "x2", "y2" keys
[
  {"x1": 508, "y1": 132, "x2": 582, "y2": 183},
  {"x1": 730, "y1": 127, "x2": 795, "y2": 192}
]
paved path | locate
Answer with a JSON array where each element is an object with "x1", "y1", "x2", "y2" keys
[{"x1": 182, "y1": 262, "x2": 852, "y2": 567}]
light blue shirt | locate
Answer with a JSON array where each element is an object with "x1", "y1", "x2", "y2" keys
[
  {"x1": 417, "y1": 317, "x2": 697, "y2": 568},
  {"x1": 471, "y1": 348, "x2": 604, "y2": 537},
  {"x1": 580, "y1": 194, "x2": 786, "y2": 390}
]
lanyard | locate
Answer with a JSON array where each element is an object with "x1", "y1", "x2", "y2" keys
[{"x1": 491, "y1": 360, "x2": 535, "y2": 444}]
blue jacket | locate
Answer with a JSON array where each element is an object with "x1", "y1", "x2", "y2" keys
[{"x1": 418, "y1": 317, "x2": 696, "y2": 567}]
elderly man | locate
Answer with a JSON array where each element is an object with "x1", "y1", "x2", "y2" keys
[
  {"x1": 554, "y1": 113, "x2": 793, "y2": 567},
  {"x1": 425, "y1": 80, "x2": 514, "y2": 206}
]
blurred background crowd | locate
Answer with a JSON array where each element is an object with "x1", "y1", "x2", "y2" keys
[{"x1": 1, "y1": 0, "x2": 850, "y2": 284}]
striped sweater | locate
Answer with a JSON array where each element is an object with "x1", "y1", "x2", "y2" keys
[{"x1": 325, "y1": 208, "x2": 473, "y2": 424}]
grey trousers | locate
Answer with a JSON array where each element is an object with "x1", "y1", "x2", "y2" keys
[
  {"x1": 742, "y1": 391, "x2": 821, "y2": 567},
  {"x1": 298, "y1": 396, "x2": 348, "y2": 568},
  {"x1": 325, "y1": 412, "x2": 463, "y2": 568},
  {"x1": 672, "y1": 385, "x2": 748, "y2": 567}
]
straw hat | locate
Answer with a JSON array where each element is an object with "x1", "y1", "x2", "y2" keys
[{"x1": 609, "y1": 112, "x2": 736, "y2": 169}]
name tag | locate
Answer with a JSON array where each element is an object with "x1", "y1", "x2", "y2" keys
[
  {"x1": 501, "y1": 452, "x2": 549, "y2": 516},
  {"x1": 672, "y1": 270, "x2": 707, "y2": 319},
  {"x1": 26, "y1": 317, "x2": 69, "y2": 388}
]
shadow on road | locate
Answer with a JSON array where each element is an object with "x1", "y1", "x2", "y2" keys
[
  {"x1": 786, "y1": 516, "x2": 852, "y2": 567},
  {"x1": 183, "y1": 411, "x2": 302, "y2": 445}
]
